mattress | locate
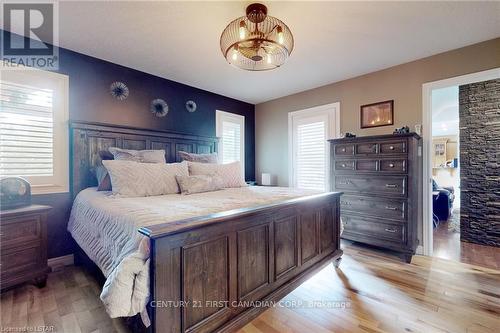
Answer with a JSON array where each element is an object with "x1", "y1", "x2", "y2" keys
[{"x1": 67, "y1": 186, "x2": 317, "y2": 325}]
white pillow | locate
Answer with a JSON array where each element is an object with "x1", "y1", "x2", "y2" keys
[
  {"x1": 102, "y1": 160, "x2": 188, "y2": 197},
  {"x1": 108, "y1": 147, "x2": 166, "y2": 163},
  {"x1": 188, "y1": 161, "x2": 246, "y2": 188}
]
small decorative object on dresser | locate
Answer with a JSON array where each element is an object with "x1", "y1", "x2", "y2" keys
[
  {"x1": 360, "y1": 100, "x2": 394, "y2": 128},
  {"x1": 0, "y1": 177, "x2": 31, "y2": 210},
  {"x1": 329, "y1": 133, "x2": 422, "y2": 263},
  {"x1": 340, "y1": 132, "x2": 356, "y2": 138},
  {"x1": 393, "y1": 126, "x2": 410, "y2": 134},
  {"x1": 0, "y1": 205, "x2": 52, "y2": 290}
]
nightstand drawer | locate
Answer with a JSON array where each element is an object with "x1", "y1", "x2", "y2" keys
[
  {"x1": 0, "y1": 215, "x2": 41, "y2": 249},
  {"x1": 1, "y1": 243, "x2": 42, "y2": 276}
]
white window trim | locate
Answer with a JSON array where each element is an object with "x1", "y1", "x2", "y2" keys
[
  {"x1": 288, "y1": 102, "x2": 340, "y2": 190},
  {"x1": 1, "y1": 67, "x2": 69, "y2": 195},
  {"x1": 215, "y1": 110, "x2": 245, "y2": 174},
  {"x1": 421, "y1": 67, "x2": 500, "y2": 256}
]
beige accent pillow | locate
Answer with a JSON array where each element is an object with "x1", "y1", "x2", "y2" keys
[
  {"x1": 102, "y1": 160, "x2": 188, "y2": 197},
  {"x1": 175, "y1": 175, "x2": 224, "y2": 195},
  {"x1": 178, "y1": 151, "x2": 219, "y2": 163},
  {"x1": 188, "y1": 161, "x2": 246, "y2": 188},
  {"x1": 108, "y1": 147, "x2": 166, "y2": 163}
]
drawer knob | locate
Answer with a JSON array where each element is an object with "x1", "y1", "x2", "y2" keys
[
  {"x1": 341, "y1": 148, "x2": 346, "y2": 152},
  {"x1": 389, "y1": 146, "x2": 395, "y2": 150},
  {"x1": 389, "y1": 163, "x2": 395, "y2": 168},
  {"x1": 341, "y1": 163, "x2": 346, "y2": 168},
  {"x1": 385, "y1": 184, "x2": 397, "y2": 188},
  {"x1": 339, "y1": 181, "x2": 350, "y2": 185},
  {"x1": 385, "y1": 228, "x2": 397, "y2": 233},
  {"x1": 385, "y1": 206, "x2": 397, "y2": 211}
]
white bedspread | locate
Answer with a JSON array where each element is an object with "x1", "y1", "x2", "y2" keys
[{"x1": 67, "y1": 186, "x2": 317, "y2": 324}]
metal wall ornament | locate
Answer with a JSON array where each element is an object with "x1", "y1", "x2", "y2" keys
[
  {"x1": 220, "y1": 3, "x2": 294, "y2": 71},
  {"x1": 110, "y1": 81, "x2": 129, "y2": 100},
  {"x1": 151, "y1": 99, "x2": 169, "y2": 117},
  {"x1": 185, "y1": 100, "x2": 197, "y2": 113}
]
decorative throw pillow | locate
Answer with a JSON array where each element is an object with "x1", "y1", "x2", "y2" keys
[
  {"x1": 102, "y1": 160, "x2": 188, "y2": 197},
  {"x1": 108, "y1": 147, "x2": 166, "y2": 163},
  {"x1": 178, "y1": 151, "x2": 219, "y2": 164},
  {"x1": 188, "y1": 161, "x2": 246, "y2": 188},
  {"x1": 95, "y1": 165, "x2": 112, "y2": 191},
  {"x1": 99, "y1": 150, "x2": 114, "y2": 161},
  {"x1": 175, "y1": 174, "x2": 224, "y2": 195}
]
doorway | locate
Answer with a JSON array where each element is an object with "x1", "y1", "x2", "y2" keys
[
  {"x1": 430, "y1": 86, "x2": 461, "y2": 260},
  {"x1": 422, "y1": 68, "x2": 500, "y2": 267}
]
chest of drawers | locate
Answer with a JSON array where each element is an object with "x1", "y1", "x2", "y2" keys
[
  {"x1": 329, "y1": 133, "x2": 422, "y2": 262},
  {"x1": 0, "y1": 205, "x2": 52, "y2": 290}
]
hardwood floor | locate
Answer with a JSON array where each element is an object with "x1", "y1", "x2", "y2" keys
[
  {"x1": 1, "y1": 244, "x2": 499, "y2": 333},
  {"x1": 433, "y1": 220, "x2": 500, "y2": 270}
]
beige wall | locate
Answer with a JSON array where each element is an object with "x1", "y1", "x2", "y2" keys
[{"x1": 255, "y1": 38, "x2": 500, "y2": 186}]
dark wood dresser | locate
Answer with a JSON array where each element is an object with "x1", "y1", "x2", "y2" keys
[
  {"x1": 0, "y1": 205, "x2": 52, "y2": 290},
  {"x1": 329, "y1": 133, "x2": 422, "y2": 262}
]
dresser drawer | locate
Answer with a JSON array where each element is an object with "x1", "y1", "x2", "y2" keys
[
  {"x1": 334, "y1": 160, "x2": 355, "y2": 171},
  {"x1": 379, "y1": 159, "x2": 407, "y2": 173},
  {"x1": 379, "y1": 140, "x2": 406, "y2": 154},
  {"x1": 1, "y1": 244, "x2": 43, "y2": 277},
  {"x1": 342, "y1": 215, "x2": 406, "y2": 244},
  {"x1": 356, "y1": 159, "x2": 378, "y2": 172},
  {"x1": 340, "y1": 195, "x2": 407, "y2": 221},
  {"x1": 356, "y1": 142, "x2": 378, "y2": 155},
  {"x1": 1, "y1": 215, "x2": 41, "y2": 249},
  {"x1": 335, "y1": 175, "x2": 407, "y2": 197},
  {"x1": 334, "y1": 144, "x2": 355, "y2": 156}
]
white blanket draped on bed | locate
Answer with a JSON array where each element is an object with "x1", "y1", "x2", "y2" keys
[{"x1": 67, "y1": 186, "x2": 317, "y2": 325}]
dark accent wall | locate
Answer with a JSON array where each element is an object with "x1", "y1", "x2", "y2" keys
[
  {"x1": 459, "y1": 79, "x2": 499, "y2": 247},
  {"x1": 2, "y1": 30, "x2": 255, "y2": 258}
]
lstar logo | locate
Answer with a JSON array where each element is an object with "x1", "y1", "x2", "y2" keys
[{"x1": 1, "y1": 1, "x2": 59, "y2": 69}]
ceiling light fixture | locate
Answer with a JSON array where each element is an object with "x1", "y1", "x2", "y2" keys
[{"x1": 220, "y1": 3, "x2": 294, "y2": 71}]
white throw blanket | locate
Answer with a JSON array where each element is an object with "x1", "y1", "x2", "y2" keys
[{"x1": 67, "y1": 186, "x2": 317, "y2": 325}]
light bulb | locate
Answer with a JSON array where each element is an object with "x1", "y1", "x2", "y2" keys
[
  {"x1": 277, "y1": 26, "x2": 284, "y2": 44},
  {"x1": 267, "y1": 54, "x2": 272, "y2": 64},
  {"x1": 232, "y1": 50, "x2": 238, "y2": 61},
  {"x1": 239, "y1": 21, "x2": 246, "y2": 40}
]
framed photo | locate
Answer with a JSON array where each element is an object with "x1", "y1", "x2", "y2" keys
[{"x1": 360, "y1": 100, "x2": 394, "y2": 128}]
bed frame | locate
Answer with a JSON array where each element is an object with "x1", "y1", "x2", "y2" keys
[{"x1": 70, "y1": 121, "x2": 343, "y2": 333}]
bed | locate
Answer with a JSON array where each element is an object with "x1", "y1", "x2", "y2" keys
[{"x1": 69, "y1": 121, "x2": 343, "y2": 333}]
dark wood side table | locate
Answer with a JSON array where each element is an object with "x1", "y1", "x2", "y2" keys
[{"x1": 0, "y1": 205, "x2": 52, "y2": 290}]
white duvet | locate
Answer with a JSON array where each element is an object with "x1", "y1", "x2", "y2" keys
[{"x1": 67, "y1": 186, "x2": 317, "y2": 325}]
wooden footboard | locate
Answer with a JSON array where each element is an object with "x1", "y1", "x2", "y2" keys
[{"x1": 139, "y1": 192, "x2": 343, "y2": 333}]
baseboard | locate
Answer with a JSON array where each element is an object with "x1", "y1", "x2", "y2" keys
[
  {"x1": 416, "y1": 245, "x2": 424, "y2": 255},
  {"x1": 48, "y1": 254, "x2": 74, "y2": 269}
]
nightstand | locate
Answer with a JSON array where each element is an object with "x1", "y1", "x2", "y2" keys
[{"x1": 0, "y1": 205, "x2": 52, "y2": 290}]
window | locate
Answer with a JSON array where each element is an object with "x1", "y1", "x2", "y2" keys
[
  {"x1": 216, "y1": 110, "x2": 245, "y2": 172},
  {"x1": 0, "y1": 68, "x2": 69, "y2": 194},
  {"x1": 289, "y1": 103, "x2": 340, "y2": 191}
]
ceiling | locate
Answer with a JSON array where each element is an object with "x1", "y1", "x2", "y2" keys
[
  {"x1": 432, "y1": 86, "x2": 459, "y2": 137},
  {"x1": 4, "y1": 1, "x2": 500, "y2": 104}
]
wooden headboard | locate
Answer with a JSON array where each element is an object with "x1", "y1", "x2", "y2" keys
[{"x1": 70, "y1": 121, "x2": 219, "y2": 196}]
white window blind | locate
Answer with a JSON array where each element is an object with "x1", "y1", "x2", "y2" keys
[
  {"x1": 295, "y1": 121, "x2": 326, "y2": 190},
  {"x1": 289, "y1": 103, "x2": 339, "y2": 191},
  {"x1": 216, "y1": 110, "x2": 245, "y2": 174},
  {"x1": 221, "y1": 120, "x2": 241, "y2": 164},
  {"x1": 0, "y1": 68, "x2": 69, "y2": 194},
  {"x1": 0, "y1": 81, "x2": 54, "y2": 177}
]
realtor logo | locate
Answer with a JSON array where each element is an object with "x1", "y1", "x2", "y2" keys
[{"x1": 1, "y1": 1, "x2": 59, "y2": 69}]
